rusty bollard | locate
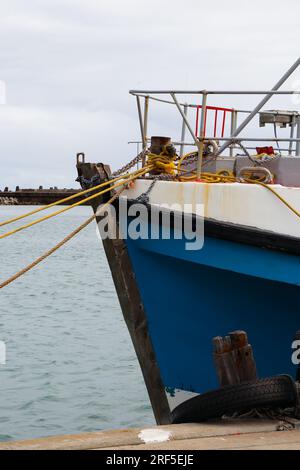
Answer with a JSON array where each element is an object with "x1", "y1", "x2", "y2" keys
[{"x1": 213, "y1": 330, "x2": 258, "y2": 387}]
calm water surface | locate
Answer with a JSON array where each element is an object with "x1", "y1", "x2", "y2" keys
[{"x1": 0, "y1": 206, "x2": 153, "y2": 441}]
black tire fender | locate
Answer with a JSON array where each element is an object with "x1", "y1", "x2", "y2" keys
[{"x1": 171, "y1": 375, "x2": 300, "y2": 424}]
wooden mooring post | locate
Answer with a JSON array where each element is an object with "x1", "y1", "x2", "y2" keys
[{"x1": 213, "y1": 330, "x2": 258, "y2": 387}]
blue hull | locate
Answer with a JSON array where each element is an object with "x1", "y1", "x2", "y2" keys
[{"x1": 122, "y1": 216, "x2": 300, "y2": 401}]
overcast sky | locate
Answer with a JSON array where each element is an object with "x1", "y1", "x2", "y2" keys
[{"x1": 1, "y1": 0, "x2": 300, "y2": 188}]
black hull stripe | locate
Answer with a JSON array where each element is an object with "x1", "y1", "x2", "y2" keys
[{"x1": 115, "y1": 199, "x2": 300, "y2": 257}]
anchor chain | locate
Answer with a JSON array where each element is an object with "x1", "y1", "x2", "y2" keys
[{"x1": 112, "y1": 150, "x2": 148, "y2": 177}]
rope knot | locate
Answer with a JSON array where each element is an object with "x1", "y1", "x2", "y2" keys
[{"x1": 147, "y1": 145, "x2": 177, "y2": 175}]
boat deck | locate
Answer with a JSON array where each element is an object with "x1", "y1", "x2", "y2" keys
[{"x1": 1, "y1": 420, "x2": 300, "y2": 450}]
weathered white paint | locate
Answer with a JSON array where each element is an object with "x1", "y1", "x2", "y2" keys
[
  {"x1": 138, "y1": 428, "x2": 172, "y2": 444},
  {"x1": 123, "y1": 180, "x2": 300, "y2": 238},
  {"x1": 166, "y1": 388, "x2": 200, "y2": 410}
]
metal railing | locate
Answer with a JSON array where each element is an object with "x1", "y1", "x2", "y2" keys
[{"x1": 130, "y1": 58, "x2": 300, "y2": 178}]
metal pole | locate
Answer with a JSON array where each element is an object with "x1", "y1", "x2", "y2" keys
[
  {"x1": 171, "y1": 93, "x2": 198, "y2": 142},
  {"x1": 130, "y1": 89, "x2": 300, "y2": 95},
  {"x1": 197, "y1": 92, "x2": 208, "y2": 178},
  {"x1": 204, "y1": 136, "x2": 300, "y2": 142},
  {"x1": 296, "y1": 116, "x2": 300, "y2": 156},
  {"x1": 229, "y1": 110, "x2": 238, "y2": 157},
  {"x1": 180, "y1": 104, "x2": 188, "y2": 157},
  {"x1": 143, "y1": 96, "x2": 149, "y2": 150},
  {"x1": 217, "y1": 58, "x2": 300, "y2": 155},
  {"x1": 171, "y1": 93, "x2": 202, "y2": 178},
  {"x1": 289, "y1": 115, "x2": 296, "y2": 155},
  {"x1": 136, "y1": 142, "x2": 140, "y2": 169},
  {"x1": 136, "y1": 96, "x2": 145, "y2": 147},
  {"x1": 142, "y1": 97, "x2": 149, "y2": 167}
]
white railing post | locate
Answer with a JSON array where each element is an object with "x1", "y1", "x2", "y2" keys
[
  {"x1": 296, "y1": 115, "x2": 300, "y2": 156},
  {"x1": 180, "y1": 104, "x2": 188, "y2": 157},
  {"x1": 196, "y1": 92, "x2": 208, "y2": 178}
]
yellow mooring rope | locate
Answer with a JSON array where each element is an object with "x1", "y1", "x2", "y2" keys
[
  {"x1": 0, "y1": 166, "x2": 150, "y2": 229},
  {"x1": 0, "y1": 188, "x2": 124, "y2": 289},
  {"x1": 0, "y1": 166, "x2": 152, "y2": 240},
  {"x1": 245, "y1": 179, "x2": 300, "y2": 219}
]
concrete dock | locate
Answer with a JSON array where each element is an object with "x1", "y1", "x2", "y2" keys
[{"x1": 0, "y1": 420, "x2": 300, "y2": 450}]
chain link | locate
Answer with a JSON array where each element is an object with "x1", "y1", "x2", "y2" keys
[
  {"x1": 135, "y1": 177, "x2": 159, "y2": 204},
  {"x1": 112, "y1": 150, "x2": 148, "y2": 177}
]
